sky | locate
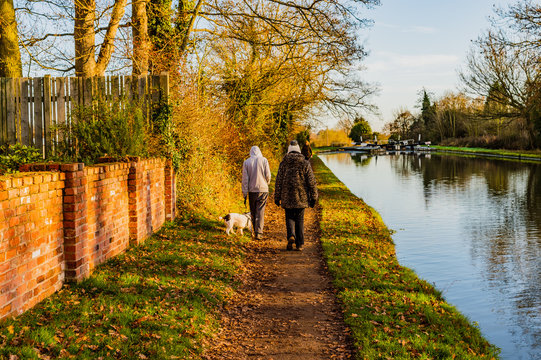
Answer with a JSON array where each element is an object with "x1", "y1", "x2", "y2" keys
[{"x1": 352, "y1": 0, "x2": 516, "y2": 132}]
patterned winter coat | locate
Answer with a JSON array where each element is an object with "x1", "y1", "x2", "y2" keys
[{"x1": 274, "y1": 151, "x2": 318, "y2": 209}]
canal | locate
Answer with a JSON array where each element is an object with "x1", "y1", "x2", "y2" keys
[{"x1": 319, "y1": 152, "x2": 540, "y2": 360}]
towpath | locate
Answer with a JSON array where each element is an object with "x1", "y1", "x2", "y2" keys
[{"x1": 203, "y1": 199, "x2": 354, "y2": 359}]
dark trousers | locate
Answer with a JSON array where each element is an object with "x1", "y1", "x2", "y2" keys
[
  {"x1": 248, "y1": 192, "x2": 268, "y2": 235},
  {"x1": 285, "y1": 208, "x2": 305, "y2": 247}
]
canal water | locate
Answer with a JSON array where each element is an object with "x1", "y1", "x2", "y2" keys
[{"x1": 319, "y1": 152, "x2": 540, "y2": 360}]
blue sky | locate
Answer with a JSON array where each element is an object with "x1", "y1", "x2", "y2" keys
[{"x1": 356, "y1": 0, "x2": 515, "y2": 131}]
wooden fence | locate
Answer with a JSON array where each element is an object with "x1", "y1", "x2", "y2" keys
[{"x1": 0, "y1": 73, "x2": 169, "y2": 157}]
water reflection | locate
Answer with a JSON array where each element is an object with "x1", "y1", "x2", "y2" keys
[{"x1": 320, "y1": 152, "x2": 541, "y2": 360}]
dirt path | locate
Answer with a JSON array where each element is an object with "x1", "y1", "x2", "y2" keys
[{"x1": 203, "y1": 200, "x2": 354, "y2": 359}]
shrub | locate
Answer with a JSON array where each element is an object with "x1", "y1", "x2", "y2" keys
[
  {"x1": 55, "y1": 102, "x2": 148, "y2": 164},
  {"x1": 0, "y1": 144, "x2": 42, "y2": 175}
]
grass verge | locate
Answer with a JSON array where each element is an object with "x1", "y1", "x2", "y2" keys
[
  {"x1": 430, "y1": 145, "x2": 541, "y2": 160},
  {"x1": 0, "y1": 215, "x2": 248, "y2": 359},
  {"x1": 313, "y1": 156, "x2": 500, "y2": 359}
]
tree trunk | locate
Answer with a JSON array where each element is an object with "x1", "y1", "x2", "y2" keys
[
  {"x1": 178, "y1": 0, "x2": 204, "y2": 54},
  {"x1": 74, "y1": 0, "x2": 97, "y2": 77},
  {"x1": 95, "y1": 0, "x2": 127, "y2": 75},
  {"x1": 132, "y1": 0, "x2": 150, "y2": 75},
  {"x1": 75, "y1": 0, "x2": 128, "y2": 77},
  {"x1": 0, "y1": 0, "x2": 22, "y2": 77}
]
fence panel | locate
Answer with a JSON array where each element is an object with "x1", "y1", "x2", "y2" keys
[{"x1": 0, "y1": 74, "x2": 169, "y2": 156}]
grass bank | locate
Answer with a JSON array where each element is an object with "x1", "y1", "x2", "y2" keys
[
  {"x1": 313, "y1": 156, "x2": 500, "y2": 359},
  {"x1": 0, "y1": 215, "x2": 248, "y2": 359},
  {"x1": 426, "y1": 146, "x2": 541, "y2": 162}
]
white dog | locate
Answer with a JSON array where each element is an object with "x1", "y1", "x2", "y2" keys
[{"x1": 219, "y1": 213, "x2": 252, "y2": 235}]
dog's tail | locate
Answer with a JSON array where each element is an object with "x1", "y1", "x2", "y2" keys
[{"x1": 219, "y1": 214, "x2": 231, "y2": 221}]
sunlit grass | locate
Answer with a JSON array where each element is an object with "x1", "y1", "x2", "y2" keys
[
  {"x1": 431, "y1": 145, "x2": 541, "y2": 159},
  {"x1": 0, "y1": 216, "x2": 249, "y2": 359},
  {"x1": 313, "y1": 156, "x2": 500, "y2": 359}
]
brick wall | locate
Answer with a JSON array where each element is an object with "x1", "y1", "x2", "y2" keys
[
  {"x1": 86, "y1": 163, "x2": 131, "y2": 273},
  {"x1": 0, "y1": 157, "x2": 176, "y2": 320},
  {"x1": 128, "y1": 158, "x2": 166, "y2": 245},
  {"x1": 0, "y1": 172, "x2": 65, "y2": 319}
]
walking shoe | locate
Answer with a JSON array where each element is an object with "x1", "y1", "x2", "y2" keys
[
  {"x1": 287, "y1": 236, "x2": 294, "y2": 251},
  {"x1": 295, "y1": 245, "x2": 303, "y2": 251},
  {"x1": 255, "y1": 233, "x2": 262, "y2": 240}
]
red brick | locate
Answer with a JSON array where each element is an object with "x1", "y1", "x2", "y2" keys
[
  {"x1": 8, "y1": 217, "x2": 19, "y2": 228},
  {"x1": 0, "y1": 303, "x2": 12, "y2": 318},
  {"x1": 8, "y1": 189, "x2": 19, "y2": 199},
  {"x1": 23, "y1": 177, "x2": 34, "y2": 186},
  {"x1": 60, "y1": 163, "x2": 78, "y2": 172},
  {"x1": 64, "y1": 195, "x2": 76, "y2": 204}
]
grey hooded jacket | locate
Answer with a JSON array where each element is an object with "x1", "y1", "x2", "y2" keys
[{"x1": 242, "y1": 146, "x2": 271, "y2": 197}]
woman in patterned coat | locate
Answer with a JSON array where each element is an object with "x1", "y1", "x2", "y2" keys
[{"x1": 274, "y1": 140, "x2": 318, "y2": 251}]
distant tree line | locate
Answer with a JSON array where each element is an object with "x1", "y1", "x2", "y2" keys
[{"x1": 384, "y1": 0, "x2": 541, "y2": 150}]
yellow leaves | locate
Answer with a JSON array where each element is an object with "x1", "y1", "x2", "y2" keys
[{"x1": 7, "y1": 325, "x2": 14, "y2": 334}]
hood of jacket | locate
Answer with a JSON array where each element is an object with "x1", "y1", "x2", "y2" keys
[
  {"x1": 287, "y1": 144, "x2": 301, "y2": 153},
  {"x1": 250, "y1": 146, "x2": 263, "y2": 157},
  {"x1": 242, "y1": 146, "x2": 271, "y2": 196}
]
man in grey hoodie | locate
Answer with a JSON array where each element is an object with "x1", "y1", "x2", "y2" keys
[{"x1": 242, "y1": 146, "x2": 272, "y2": 240}]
